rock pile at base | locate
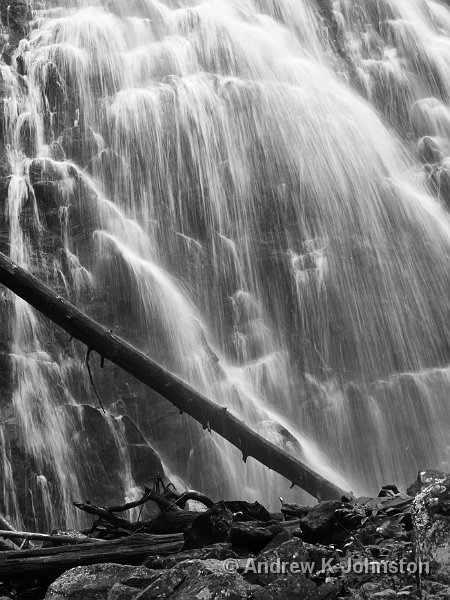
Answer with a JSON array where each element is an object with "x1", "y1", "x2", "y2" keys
[{"x1": 36, "y1": 471, "x2": 450, "y2": 600}]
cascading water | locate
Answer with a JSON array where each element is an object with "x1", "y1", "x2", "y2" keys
[{"x1": 0, "y1": 0, "x2": 449, "y2": 529}]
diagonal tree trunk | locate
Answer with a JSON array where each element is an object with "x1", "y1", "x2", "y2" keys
[{"x1": 0, "y1": 251, "x2": 350, "y2": 501}]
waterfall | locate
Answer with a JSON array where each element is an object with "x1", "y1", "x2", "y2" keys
[{"x1": 0, "y1": 0, "x2": 449, "y2": 528}]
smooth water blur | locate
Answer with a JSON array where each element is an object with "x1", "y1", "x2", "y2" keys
[{"x1": 1, "y1": 0, "x2": 450, "y2": 527}]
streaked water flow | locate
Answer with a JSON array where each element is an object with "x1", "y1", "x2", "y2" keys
[{"x1": 1, "y1": 0, "x2": 449, "y2": 527}]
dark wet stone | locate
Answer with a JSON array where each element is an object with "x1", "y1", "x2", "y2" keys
[
  {"x1": 298, "y1": 501, "x2": 350, "y2": 545},
  {"x1": 228, "y1": 520, "x2": 284, "y2": 554},
  {"x1": 225, "y1": 501, "x2": 271, "y2": 522},
  {"x1": 183, "y1": 501, "x2": 234, "y2": 550}
]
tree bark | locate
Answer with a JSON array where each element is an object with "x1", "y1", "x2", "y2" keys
[
  {"x1": 0, "y1": 251, "x2": 349, "y2": 501},
  {"x1": 0, "y1": 534, "x2": 183, "y2": 578}
]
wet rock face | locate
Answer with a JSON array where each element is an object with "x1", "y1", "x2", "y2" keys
[
  {"x1": 0, "y1": 0, "x2": 32, "y2": 64},
  {"x1": 0, "y1": 1, "x2": 31, "y2": 33},
  {"x1": 412, "y1": 471, "x2": 450, "y2": 584},
  {"x1": 45, "y1": 563, "x2": 162, "y2": 600}
]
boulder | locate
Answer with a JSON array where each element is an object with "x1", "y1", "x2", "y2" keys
[
  {"x1": 418, "y1": 136, "x2": 443, "y2": 164},
  {"x1": 244, "y1": 538, "x2": 310, "y2": 586},
  {"x1": 108, "y1": 584, "x2": 140, "y2": 600},
  {"x1": 259, "y1": 528, "x2": 291, "y2": 552},
  {"x1": 135, "y1": 559, "x2": 258, "y2": 599},
  {"x1": 430, "y1": 164, "x2": 450, "y2": 211},
  {"x1": 45, "y1": 563, "x2": 162, "y2": 600},
  {"x1": 422, "y1": 580, "x2": 450, "y2": 599},
  {"x1": 143, "y1": 543, "x2": 238, "y2": 570},
  {"x1": 298, "y1": 501, "x2": 350, "y2": 545},
  {"x1": 303, "y1": 542, "x2": 339, "y2": 567},
  {"x1": 183, "y1": 501, "x2": 234, "y2": 550},
  {"x1": 225, "y1": 501, "x2": 271, "y2": 522},
  {"x1": 250, "y1": 575, "x2": 318, "y2": 600},
  {"x1": 227, "y1": 521, "x2": 285, "y2": 553},
  {"x1": 411, "y1": 471, "x2": 450, "y2": 584},
  {"x1": 349, "y1": 578, "x2": 403, "y2": 600},
  {"x1": 407, "y1": 470, "x2": 447, "y2": 497}
]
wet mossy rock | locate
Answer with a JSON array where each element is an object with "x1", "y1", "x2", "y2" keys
[
  {"x1": 411, "y1": 470, "x2": 450, "y2": 584},
  {"x1": 134, "y1": 559, "x2": 258, "y2": 600},
  {"x1": 45, "y1": 564, "x2": 162, "y2": 600}
]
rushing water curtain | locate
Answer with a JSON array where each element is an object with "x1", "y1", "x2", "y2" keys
[{"x1": 0, "y1": 0, "x2": 449, "y2": 528}]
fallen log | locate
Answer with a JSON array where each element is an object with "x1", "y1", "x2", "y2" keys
[
  {"x1": 0, "y1": 514, "x2": 21, "y2": 549},
  {"x1": 0, "y1": 530, "x2": 101, "y2": 545},
  {"x1": 0, "y1": 251, "x2": 349, "y2": 501},
  {"x1": 0, "y1": 533, "x2": 183, "y2": 578},
  {"x1": 0, "y1": 515, "x2": 17, "y2": 533}
]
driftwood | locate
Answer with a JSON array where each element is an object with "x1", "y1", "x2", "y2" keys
[
  {"x1": 0, "y1": 533, "x2": 183, "y2": 578},
  {"x1": 0, "y1": 251, "x2": 349, "y2": 501}
]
